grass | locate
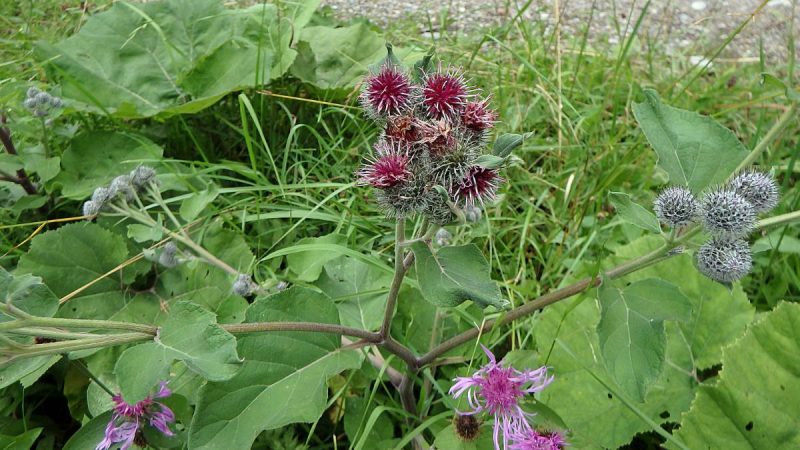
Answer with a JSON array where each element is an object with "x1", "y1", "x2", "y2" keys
[{"x1": 1, "y1": 0, "x2": 799, "y2": 448}]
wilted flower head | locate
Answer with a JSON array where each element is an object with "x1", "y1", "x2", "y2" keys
[
  {"x1": 415, "y1": 118, "x2": 457, "y2": 154},
  {"x1": 509, "y1": 428, "x2": 568, "y2": 450},
  {"x1": 728, "y1": 170, "x2": 779, "y2": 213},
  {"x1": 699, "y1": 189, "x2": 755, "y2": 238},
  {"x1": 695, "y1": 237, "x2": 752, "y2": 283},
  {"x1": 385, "y1": 113, "x2": 418, "y2": 143},
  {"x1": 454, "y1": 166, "x2": 502, "y2": 207},
  {"x1": 653, "y1": 186, "x2": 698, "y2": 228},
  {"x1": 449, "y1": 345, "x2": 553, "y2": 450},
  {"x1": 462, "y1": 99, "x2": 497, "y2": 132},
  {"x1": 357, "y1": 142, "x2": 412, "y2": 188},
  {"x1": 360, "y1": 63, "x2": 414, "y2": 117},
  {"x1": 422, "y1": 69, "x2": 470, "y2": 119},
  {"x1": 96, "y1": 381, "x2": 174, "y2": 450}
]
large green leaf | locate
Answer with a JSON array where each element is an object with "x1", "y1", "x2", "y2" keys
[
  {"x1": 54, "y1": 131, "x2": 163, "y2": 200},
  {"x1": 533, "y1": 235, "x2": 753, "y2": 448},
  {"x1": 411, "y1": 242, "x2": 505, "y2": 309},
  {"x1": 291, "y1": 23, "x2": 424, "y2": 91},
  {"x1": 674, "y1": 301, "x2": 800, "y2": 449},
  {"x1": 36, "y1": 0, "x2": 296, "y2": 118},
  {"x1": 0, "y1": 428, "x2": 42, "y2": 450},
  {"x1": 316, "y1": 255, "x2": 391, "y2": 330},
  {"x1": 597, "y1": 278, "x2": 692, "y2": 402},
  {"x1": 114, "y1": 343, "x2": 171, "y2": 404},
  {"x1": 16, "y1": 222, "x2": 133, "y2": 319},
  {"x1": 632, "y1": 89, "x2": 749, "y2": 193},
  {"x1": 63, "y1": 412, "x2": 113, "y2": 450},
  {"x1": 188, "y1": 287, "x2": 361, "y2": 450}
]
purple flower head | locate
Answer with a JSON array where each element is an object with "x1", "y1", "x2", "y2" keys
[
  {"x1": 449, "y1": 345, "x2": 553, "y2": 450},
  {"x1": 509, "y1": 428, "x2": 568, "y2": 450},
  {"x1": 96, "y1": 381, "x2": 175, "y2": 450},
  {"x1": 422, "y1": 69, "x2": 470, "y2": 119},
  {"x1": 462, "y1": 99, "x2": 497, "y2": 132},
  {"x1": 357, "y1": 141, "x2": 412, "y2": 188},
  {"x1": 361, "y1": 64, "x2": 414, "y2": 117}
]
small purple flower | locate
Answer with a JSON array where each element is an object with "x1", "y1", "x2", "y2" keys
[
  {"x1": 509, "y1": 428, "x2": 568, "y2": 450},
  {"x1": 449, "y1": 345, "x2": 553, "y2": 450},
  {"x1": 96, "y1": 382, "x2": 175, "y2": 450}
]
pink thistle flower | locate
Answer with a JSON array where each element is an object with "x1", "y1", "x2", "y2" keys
[
  {"x1": 509, "y1": 428, "x2": 568, "y2": 450},
  {"x1": 357, "y1": 141, "x2": 412, "y2": 188},
  {"x1": 96, "y1": 382, "x2": 175, "y2": 450},
  {"x1": 360, "y1": 64, "x2": 414, "y2": 117},
  {"x1": 453, "y1": 166, "x2": 502, "y2": 206},
  {"x1": 462, "y1": 99, "x2": 497, "y2": 132},
  {"x1": 422, "y1": 69, "x2": 470, "y2": 119},
  {"x1": 449, "y1": 345, "x2": 553, "y2": 450}
]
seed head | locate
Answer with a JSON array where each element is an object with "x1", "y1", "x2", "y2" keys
[
  {"x1": 360, "y1": 64, "x2": 414, "y2": 117},
  {"x1": 422, "y1": 69, "x2": 470, "y2": 119},
  {"x1": 357, "y1": 142, "x2": 412, "y2": 188},
  {"x1": 699, "y1": 189, "x2": 756, "y2": 237},
  {"x1": 695, "y1": 237, "x2": 752, "y2": 283},
  {"x1": 653, "y1": 186, "x2": 698, "y2": 228},
  {"x1": 130, "y1": 166, "x2": 157, "y2": 190},
  {"x1": 728, "y1": 170, "x2": 779, "y2": 213},
  {"x1": 453, "y1": 166, "x2": 502, "y2": 207},
  {"x1": 462, "y1": 99, "x2": 497, "y2": 132}
]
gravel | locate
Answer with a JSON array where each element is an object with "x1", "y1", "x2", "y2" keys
[{"x1": 320, "y1": 0, "x2": 798, "y2": 64}]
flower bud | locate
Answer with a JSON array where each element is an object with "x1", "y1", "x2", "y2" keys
[
  {"x1": 26, "y1": 87, "x2": 40, "y2": 98},
  {"x1": 82, "y1": 200, "x2": 100, "y2": 217},
  {"x1": 695, "y1": 237, "x2": 752, "y2": 283},
  {"x1": 434, "y1": 228, "x2": 452, "y2": 246},
  {"x1": 464, "y1": 205, "x2": 482, "y2": 222},
  {"x1": 109, "y1": 175, "x2": 135, "y2": 201},
  {"x1": 699, "y1": 189, "x2": 755, "y2": 238},
  {"x1": 158, "y1": 242, "x2": 179, "y2": 268},
  {"x1": 653, "y1": 186, "x2": 698, "y2": 228},
  {"x1": 728, "y1": 170, "x2": 779, "y2": 213},
  {"x1": 23, "y1": 98, "x2": 37, "y2": 110},
  {"x1": 130, "y1": 166, "x2": 157, "y2": 190},
  {"x1": 453, "y1": 415, "x2": 481, "y2": 442},
  {"x1": 91, "y1": 186, "x2": 112, "y2": 205},
  {"x1": 232, "y1": 274, "x2": 258, "y2": 296}
]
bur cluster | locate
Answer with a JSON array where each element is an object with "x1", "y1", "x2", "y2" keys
[
  {"x1": 357, "y1": 51, "x2": 501, "y2": 224},
  {"x1": 653, "y1": 170, "x2": 779, "y2": 284},
  {"x1": 23, "y1": 87, "x2": 63, "y2": 118},
  {"x1": 82, "y1": 166, "x2": 157, "y2": 218}
]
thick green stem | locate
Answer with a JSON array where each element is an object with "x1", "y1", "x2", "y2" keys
[
  {"x1": 1, "y1": 333, "x2": 151, "y2": 361},
  {"x1": 380, "y1": 220, "x2": 406, "y2": 338},
  {"x1": 0, "y1": 313, "x2": 157, "y2": 334},
  {"x1": 757, "y1": 210, "x2": 800, "y2": 229}
]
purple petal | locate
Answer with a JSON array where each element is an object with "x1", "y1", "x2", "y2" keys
[{"x1": 155, "y1": 381, "x2": 171, "y2": 398}]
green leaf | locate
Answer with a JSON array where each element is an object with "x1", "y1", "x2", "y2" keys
[
  {"x1": 632, "y1": 89, "x2": 749, "y2": 193},
  {"x1": 37, "y1": 1, "x2": 296, "y2": 118},
  {"x1": 674, "y1": 301, "x2": 800, "y2": 449},
  {"x1": 760, "y1": 72, "x2": 800, "y2": 102},
  {"x1": 115, "y1": 343, "x2": 171, "y2": 404},
  {"x1": 291, "y1": 23, "x2": 424, "y2": 91},
  {"x1": 533, "y1": 235, "x2": 752, "y2": 448},
  {"x1": 0, "y1": 356, "x2": 61, "y2": 389},
  {"x1": 55, "y1": 131, "x2": 163, "y2": 200},
  {"x1": 63, "y1": 412, "x2": 113, "y2": 450},
  {"x1": 316, "y1": 255, "x2": 391, "y2": 330},
  {"x1": 608, "y1": 192, "x2": 661, "y2": 233},
  {"x1": 0, "y1": 267, "x2": 59, "y2": 321},
  {"x1": 23, "y1": 154, "x2": 61, "y2": 183},
  {"x1": 0, "y1": 428, "x2": 42, "y2": 450},
  {"x1": 287, "y1": 233, "x2": 347, "y2": 282},
  {"x1": 189, "y1": 287, "x2": 361, "y2": 450},
  {"x1": 179, "y1": 185, "x2": 219, "y2": 222},
  {"x1": 155, "y1": 301, "x2": 242, "y2": 382},
  {"x1": 411, "y1": 242, "x2": 506, "y2": 309},
  {"x1": 492, "y1": 133, "x2": 525, "y2": 158},
  {"x1": 16, "y1": 222, "x2": 131, "y2": 319},
  {"x1": 597, "y1": 278, "x2": 692, "y2": 402},
  {"x1": 127, "y1": 222, "x2": 163, "y2": 243}
]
